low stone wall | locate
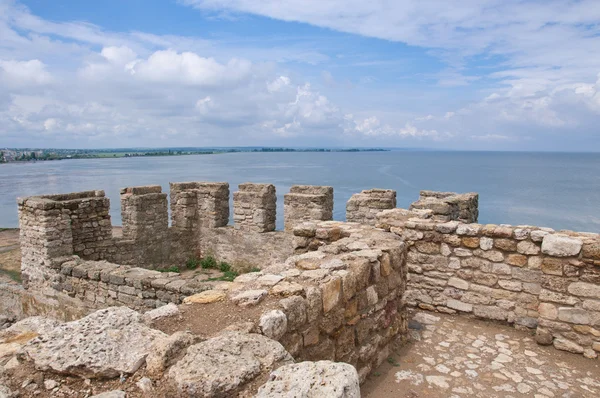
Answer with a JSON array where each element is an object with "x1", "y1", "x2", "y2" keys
[
  {"x1": 394, "y1": 218, "x2": 600, "y2": 358},
  {"x1": 185, "y1": 220, "x2": 408, "y2": 383},
  {"x1": 45, "y1": 256, "x2": 222, "y2": 312},
  {"x1": 346, "y1": 189, "x2": 397, "y2": 225},
  {"x1": 409, "y1": 190, "x2": 478, "y2": 223},
  {"x1": 284, "y1": 185, "x2": 333, "y2": 231}
]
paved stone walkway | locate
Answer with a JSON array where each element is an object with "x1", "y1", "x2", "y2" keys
[{"x1": 362, "y1": 311, "x2": 600, "y2": 398}]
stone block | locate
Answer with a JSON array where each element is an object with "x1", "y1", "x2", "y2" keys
[{"x1": 541, "y1": 235, "x2": 583, "y2": 257}]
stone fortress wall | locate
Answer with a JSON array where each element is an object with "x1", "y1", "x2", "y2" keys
[{"x1": 10, "y1": 182, "x2": 600, "y2": 365}]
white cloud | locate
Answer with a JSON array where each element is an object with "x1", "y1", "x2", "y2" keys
[
  {"x1": 126, "y1": 50, "x2": 252, "y2": 87},
  {"x1": 267, "y1": 75, "x2": 290, "y2": 92},
  {"x1": 0, "y1": 59, "x2": 52, "y2": 85},
  {"x1": 101, "y1": 46, "x2": 137, "y2": 65}
]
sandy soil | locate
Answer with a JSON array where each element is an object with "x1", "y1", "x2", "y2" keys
[
  {"x1": 361, "y1": 310, "x2": 600, "y2": 398},
  {"x1": 152, "y1": 297, "x2": 279, "y2": 337}
]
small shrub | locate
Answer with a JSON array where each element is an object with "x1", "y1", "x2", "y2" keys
[
  {"x1": 219, "y1": 261, "x2": 231, "y2": 272},
  {"x1": 200, "y1": 255, "x2": 217, "y2": 269},
  {"x1": 207, "y1": 270, "x2": 239, "y2": 282},
  {"x1": 249, "y1": 267, "x2": 261, "y2": 273},
  {"x1": 157, "y1": 266, "x2": 180, "y2": 273},
  {"x1": 387, "y1": 356, "x2": 400, "y2": 366},
  {"x1": 186, "y1": 257, "x2": 201, "y2": 270}
]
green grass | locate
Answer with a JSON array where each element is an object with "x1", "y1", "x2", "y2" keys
[
  {"x1": 0, "y1": 268, "x2": 22, "y2": 283},
  {"x1": 207, "y1": 270, "x2": 239, "y2": 282},
  {"x1": 249, "y1": 267, "x2": 261, "y2": 273},
  {"x1": 200, "y1": 255, "x2": 218, "y2": 269},
  {"x1": 186, "y1": 257, "x2": 201, "y2": 270},
  {"x1": 387, "y1": 356, "x2": 400, "y2": 366},
  {"x1": 156, "y1": 266, "x2": 180, "y2": 273}
]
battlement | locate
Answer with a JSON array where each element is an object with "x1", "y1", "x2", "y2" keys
[{"x1": 10, "y1": 181, "x2": 600, "y2": 366}]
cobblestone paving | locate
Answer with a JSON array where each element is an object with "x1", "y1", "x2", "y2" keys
[{"x1": 362, "y1": 311, "x2": 600, "y2": 398}]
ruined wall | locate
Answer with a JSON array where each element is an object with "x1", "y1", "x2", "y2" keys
[
  {"x1": 284, "y1": 185, "x2": 333, "y2": 231},
  {"x1": 233, "y1": 183, "x2": 277, "y2": 232},
  {"x1": 396, "y1": 218, "x2": 600, "y2": 358},
  {"x1": 120, "y1": 186, "x2": 170, "y2": 266},
  {"x1": 198, "y1": 228, "x2": 295, "y2": 271},
  {"x1": 346, "y1": 189, "x2": 397, "y2": 225},
  {"x1": 283, "y1": 221, "x2": 408, "y2": 381},
  {"x1": 409, "y1": 190, "x2": 479, "y2": 223}
]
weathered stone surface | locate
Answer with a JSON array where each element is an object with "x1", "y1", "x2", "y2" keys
[
  {"x1": 447, "y1": 277, "x2": 469, "y2": 290},
  {"x1": 568, "y1": 282, "x2": 600, "y2": 299},
  {"x1": 231, "y1": 289, "x2": 268, "y2": 307},
  {"x1": 553, "y1": 338, "x2": 583, "y2": 354},
  {"x1": 260, "y1": 310, "x2": 288, "y2": 340},
  {"x1": 557, "y1": 308, "x2": 590, "y2": 324},
  {"x1": 1, "y1": 316, "x2": 61, "y2": 339},
  {"x1": 168, "y1": 332, "x2": 293, "y2": 397},
  {"x1": 183, "y1": 290, "x2": 226, "y2": 304},
  {"x1": 256, "y1": 360, "x2": 360, "y2": 398},
  {"x1": 535, "y1": 327, "x2": 553, "y2": 345},
  {"x1": 143, "y1": 303, "x2": 179, "y2": 323},
  {"x1": 541, "y1": 235, "x2": 583, "y2": 257},
  {"x1": 146, "y1": 331, "x2": 199, "y2": 377},
  {"x1": 24, "y1": 307, "x2": 166, "y2": 378},
  {"x1": 322, "y1": 277, "x2": 342, "y2": 313},
  {"x1": 89, "y1": 391, "x2": 126, "y2": 398},
  {"x1": 446, "y1": 299, "x2": 473, "y2": 312}
]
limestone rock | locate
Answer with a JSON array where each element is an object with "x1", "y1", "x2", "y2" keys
[
  {"x1": 24, "y1": 307, "x2": 166, "y2": 378},
  {"x1": 146, "y1": 331, "x2": 199, "y2": 377},
  {"x1": 553, "y1": 338, "x2": 583, "y2": 354},
  {"x1": 256, "y1": 360, "x2": 360, "y2": 398},
  {"x1": 259, "y1": 310, "x2": 288, "y2": 340},
  {"x1": 136, "y1": 377, "x2": 153, "y2": 393},
  {"x1": 231, "y1": 289, "x2": 268, "y2": 307},
  {"x1": 1, "y1": 316, "x2": 61, "y2": 340},
  {"x1": 0, "y1": 385, "x2": 12, "y2": 398},
  {"x1": 535, "y1": 327, "x2": 553, "y2": 345},
  {"x1": 541, "y1": 234, "x2": 583, "y2": 257},
  {"x1": 143, "y1": 303, "x2": 179, "y2": 323},
  {"x1": 168, "y1": 332, "x2": 293, "y2": 397},
  {"x1": 89, "y1": 391, "x2": 126, "y2": 398},
  {"x1": 183, "y1": 290, "x2": 226, "y2": 304},
  {"x1": 412, "y1": 312, "x2": 440, "y2": 325}
]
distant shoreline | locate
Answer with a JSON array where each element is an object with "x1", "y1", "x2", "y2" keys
[{"x1": 0, "y1": 147, "x2": 389, "y2": 164}]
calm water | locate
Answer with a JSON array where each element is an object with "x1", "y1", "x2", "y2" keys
[{"x1": 1, "y1": 151, "x2": 599, "y2": 233}]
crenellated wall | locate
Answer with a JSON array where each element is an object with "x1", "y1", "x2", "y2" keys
[
  {"x1": 14, "y1": 183, "x2": 600, "y2": 362},
  {"x1": 233, "y1": 183, "x2": 277, "y2": 232},
  {"x1": 284, "y1": 185, "x2": 333, "y2": 231},
  {"x1": 409, "y1": 190, "x2": 479, "y2": 223},
  {"x1": 346, "y1": 189, "x2": 397, "y2": 225}
]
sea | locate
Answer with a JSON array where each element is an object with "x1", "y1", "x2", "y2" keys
[{"x1": 1, "y1": 151, "x2": 599, "y2": 233}]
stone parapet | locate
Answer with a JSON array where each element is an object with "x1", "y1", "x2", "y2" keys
[
  {"x1": 120, "y1": 185, "x2": 169, "y2": 265},
  {"x1": 346, "y1": 189, "x2": 397, "y2": 225},
  {"x1": 284, "y1": 185, "x2": 333, "y2": 231},
  {"x1": 409, "y1": 190, "x2": 478, "y2": 223},
  {"x1": 170, "y1": 182, "x2": 230, "y2": 230},
  {"x1": 233, "y1": 183, "x2": 277, "y2": 232},
  {"x1": 397, "y1": 218, "x2": 600, "y2": 359}
]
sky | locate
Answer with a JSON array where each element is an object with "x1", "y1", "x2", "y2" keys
[{"x1": 1, "y1": 0, "x2": 600, "y2": 151}]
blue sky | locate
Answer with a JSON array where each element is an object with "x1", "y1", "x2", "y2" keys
[{"x1": 1, "y1": 0, "x2": 600, "y2": 150}]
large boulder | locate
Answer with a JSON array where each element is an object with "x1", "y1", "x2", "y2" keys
[
  {"x1": 168, "y1": 332, "x2": 293, "y2": 397},
  {"x1": 24, "y1": 307, "x2": 166, "y2": 378},
  {"x1": 146, "y1": 331, "x2": 199, "y2": 377},
  {"x1": 256, "y1": 360, "x2": 360, "y2": 398},
  {"x1": 0, "y1": 316, "x2": 62, "y2": 362}
]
